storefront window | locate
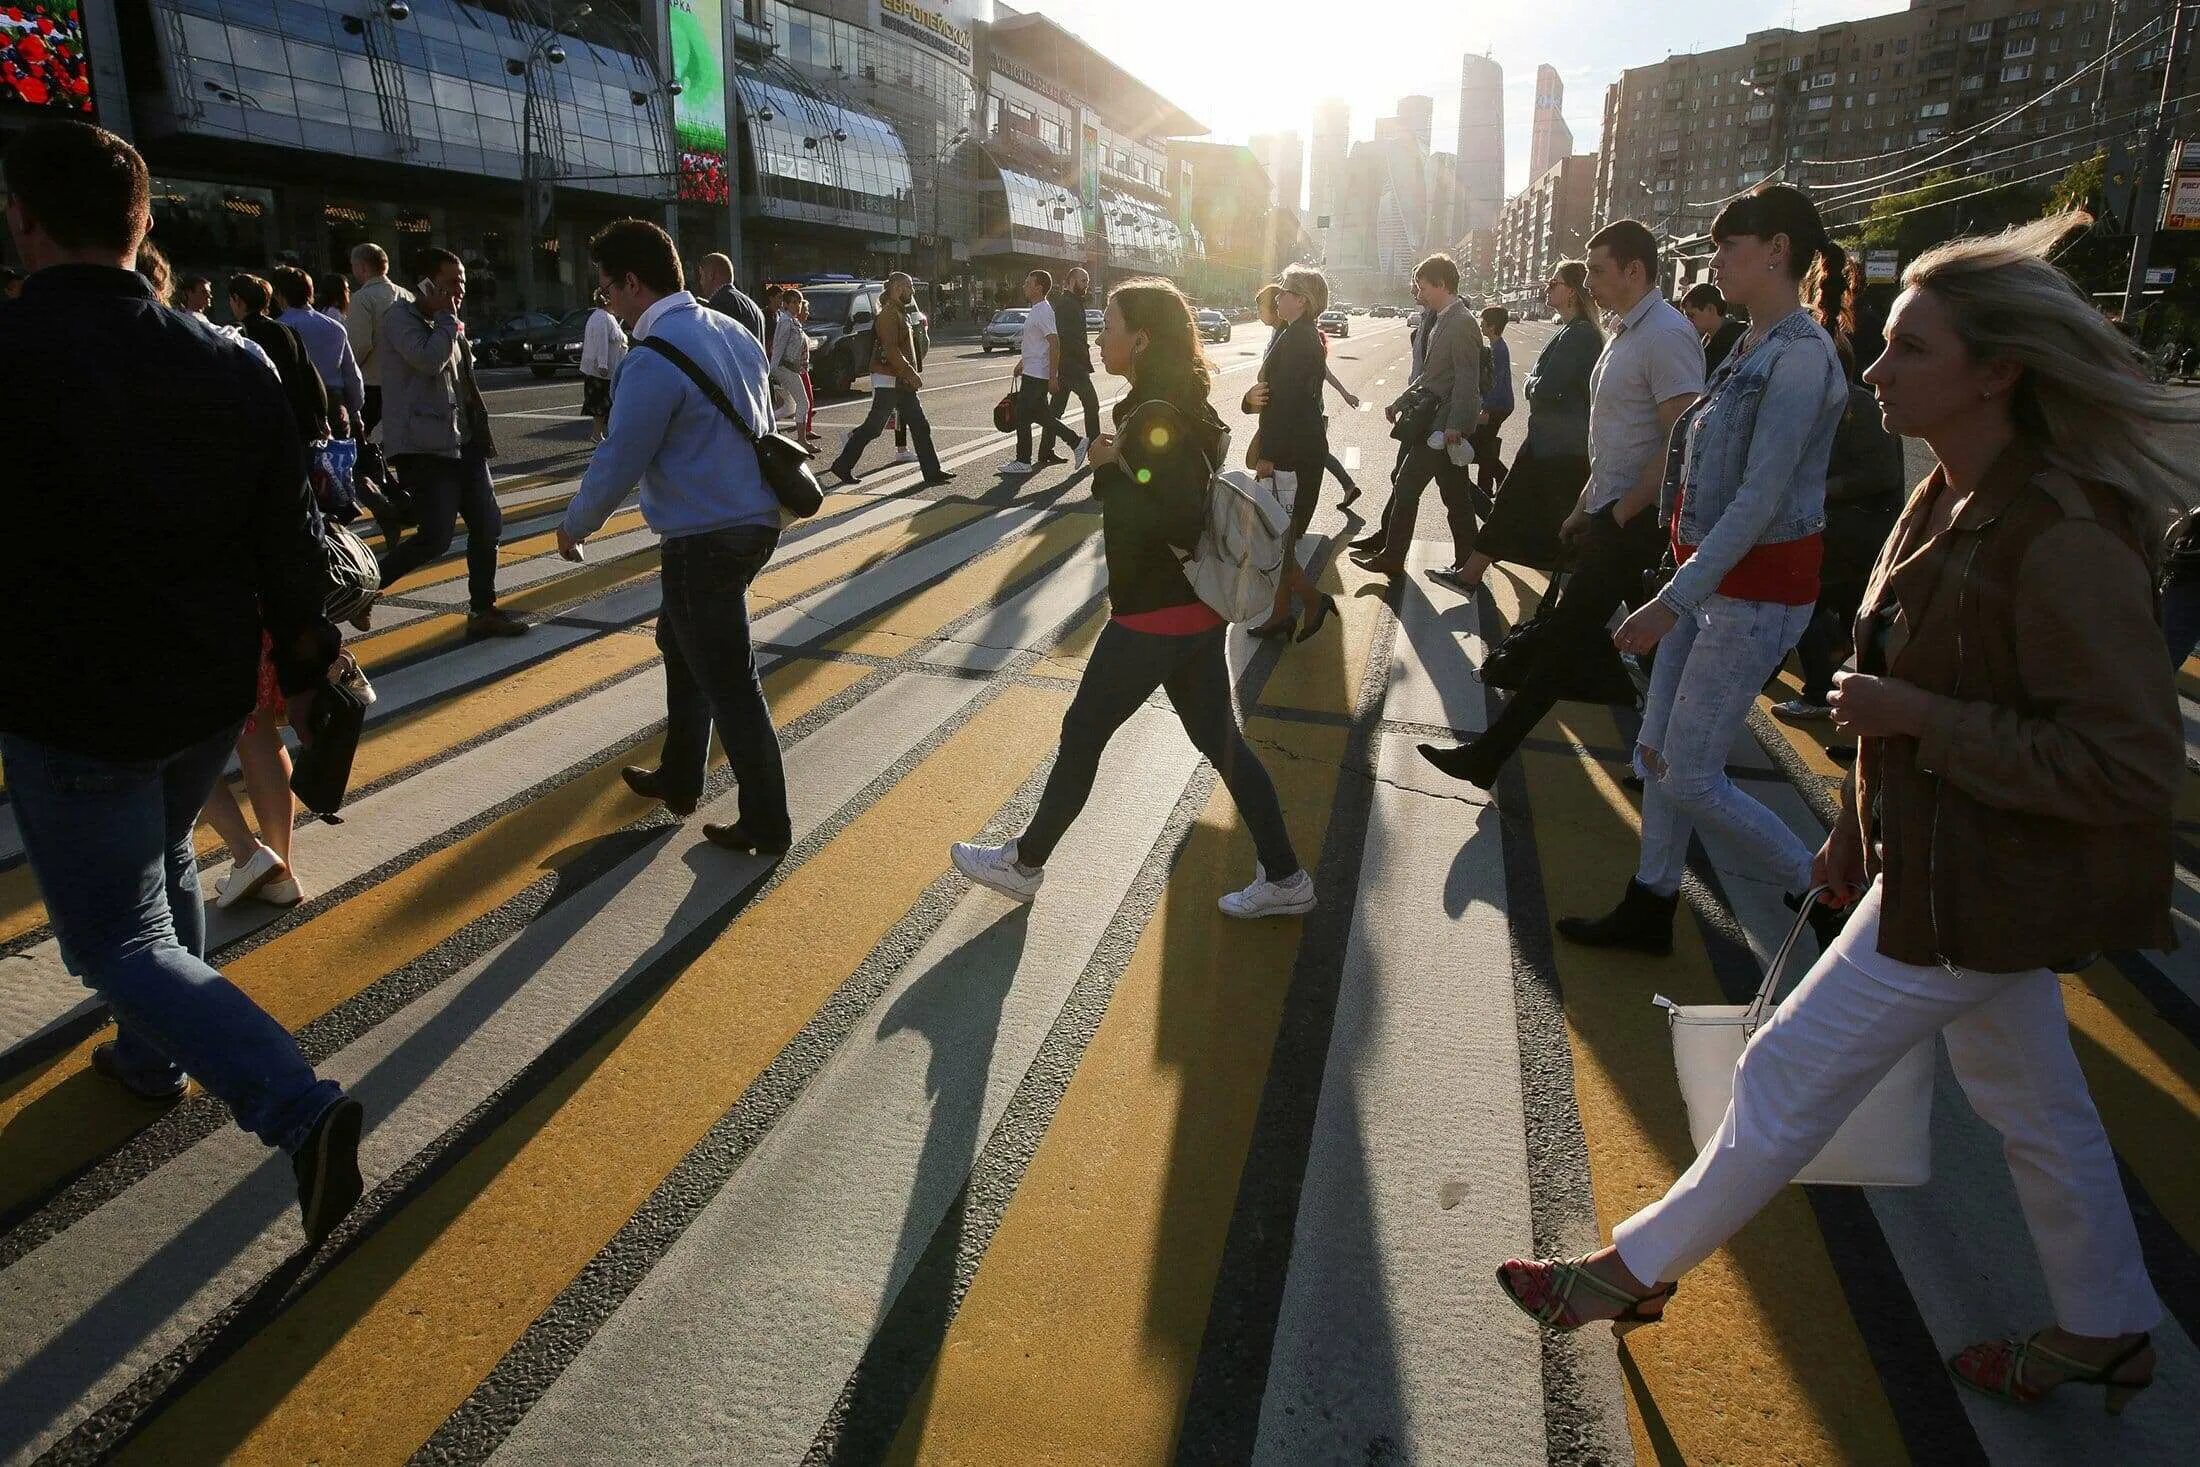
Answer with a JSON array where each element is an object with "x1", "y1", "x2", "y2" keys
[{"x1": 147, "y1": 179, "x2": 277, "y2": 285}]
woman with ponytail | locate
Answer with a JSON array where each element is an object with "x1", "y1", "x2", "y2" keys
[{"x1": 1555, "y1": 181, "x2": 1851, "y2": 956}]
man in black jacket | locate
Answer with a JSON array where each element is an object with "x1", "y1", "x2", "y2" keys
[
  {"x1": 1038, "y1": 267, "x2": 1101, "y2": 466},
  {"x1": 0, "y1": 122, "x2": 363, "y2": 1244},
  {"x1": 694, "y1": 251, "x2": 767, "y2": 343},
  {"x1": 1682, "y1": 282, "x2": 1746, "y2": 378},
  {"x1": 231, "y1": 271, "x2": 331, "y2": 445}
]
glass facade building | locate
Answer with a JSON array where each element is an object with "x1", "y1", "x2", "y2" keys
[{"x1": 731, "y1": 71, "x2": 910, "y2": 233}]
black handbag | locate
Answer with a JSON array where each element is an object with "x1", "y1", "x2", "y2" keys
[
  {"x1": 1388, "y1": 386, "x2": 1440, "y2": 444},
  {"x1": 289, "y1": 674, "x2": 369, "y2": 822},
  {"x1": 634, "y1": 335, "x2": 823, "y2": 518},
  {"x1": 1479, "y1": 571, "x2": 1641, "y2": 706}
]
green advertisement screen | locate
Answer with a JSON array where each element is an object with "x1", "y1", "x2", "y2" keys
[{"x1": 670, "y1": 0, "x2": 727, "y2": 204}]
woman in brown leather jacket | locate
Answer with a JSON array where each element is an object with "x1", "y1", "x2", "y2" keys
[{"x1": 1496, "y1": 214, "x2": 2197, "y2": 1418}]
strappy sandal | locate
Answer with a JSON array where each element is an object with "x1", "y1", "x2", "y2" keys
[
  {"x1": 1947, "y1": 1331, "x2": 2154, "y2": 1415},
  {"x1": 1495, "y1": 1255, "x2": 1676, "y2": 1334}
]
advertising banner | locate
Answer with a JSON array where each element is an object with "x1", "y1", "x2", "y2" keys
[
  {"x1": 2167, "y1": 158, "x2": 2200, "y2": 233},
  {"x1": 669, "y1": 0, "x2": 728, "y2": 204},
  {"x1": 871, "y1": 0, "x2": 985, "y2": 74},
  {"x1": 1081, "y1": 121, "x2": 1100, "y2": 235},
  {"x1": 1863, "y1": 248, "x2": 1900, "y2": 284},
  {"x1": 0, "y1": 4, "x2": 94, "y2": 115}
]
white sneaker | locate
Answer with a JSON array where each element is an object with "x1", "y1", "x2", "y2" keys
[
  {"x1": 1218, "y1": 865, "x2": 1316, "y2": 919},
  {"x1": 892, "y1": 449, "x2": 919, "y2": 465},
  {"x1": 951, "y1": 839, "x2": 1044, "y2": 903},
  {"x1": 1000, "y1": 459, "x2": 1035, "y2": 476},
  {"x1": 1072, "y1": 441, "x2": 1089, "y2": 472},
  {"x1": 261, "y1": 874, "x2": 307, "y2": 906},
  {"x1": 215, "y1": 844, "x2": 285, "y2": 910}
]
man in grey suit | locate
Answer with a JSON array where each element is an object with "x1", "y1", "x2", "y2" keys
[{"x1": 1354, "y1": 253, "x2": 1483, "y2": 578}]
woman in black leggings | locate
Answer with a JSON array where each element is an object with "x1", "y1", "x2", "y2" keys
[
  {"x1": 951, "y1": 279, "x2": 1314, "y2": 920},
  {"x1": 1245, "y1": 265, "x2": 1340, "y2": 642}
]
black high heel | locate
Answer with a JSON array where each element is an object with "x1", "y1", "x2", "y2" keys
[
  {"x1": 1295, "y1": 594, "x2": 1339, "y2": 643},
  {"x1": 1248, "y1": 613, "x2": 1297, "y2": 640}
]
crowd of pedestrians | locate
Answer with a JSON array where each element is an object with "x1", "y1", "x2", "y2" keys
[{"x1": 6, "y1": 113, "x2": 2200, "y2": 1425}]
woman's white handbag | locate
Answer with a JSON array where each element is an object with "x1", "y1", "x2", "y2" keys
[{"x1": 1654, "y1": 889, "x2": 1934, "y2": 1187}]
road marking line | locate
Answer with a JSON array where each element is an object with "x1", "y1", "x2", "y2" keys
[{"x1": 828, "y1": 512, "x2": 1096, "y2": 659}]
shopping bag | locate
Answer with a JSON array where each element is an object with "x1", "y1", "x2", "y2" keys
[{"x1": 1654, "y1": 887, "x2": 1934, "y2": 1187}]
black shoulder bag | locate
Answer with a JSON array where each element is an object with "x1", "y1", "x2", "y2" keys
[{"x1": 634, "y1": 335, "x2": 824, "y2": 518}]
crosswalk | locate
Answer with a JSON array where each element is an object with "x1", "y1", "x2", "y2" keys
[{"x1": 2, "y1": 454, "x2": 2197, "y2": 1466}]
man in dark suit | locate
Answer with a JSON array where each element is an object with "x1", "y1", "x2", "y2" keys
[
  {"x1": 693, "y1": 251, "x2": 766, "y2": 343},
  {"x1": 1038, "y1": 266, "x2": 1101, "y2": 466},
  {"x1": 230, "y1": 272, "x2": 329, "y2": 444},
  {"x1": 1682, "y1": 282, "x2": 1747, "y2": 378}
]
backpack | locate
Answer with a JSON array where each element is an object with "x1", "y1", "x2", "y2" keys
[{"x1": 1177, "y1": 426, "x2": 1293, "y2": 623}]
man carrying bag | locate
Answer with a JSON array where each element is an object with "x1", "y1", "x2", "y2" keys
[{"x1": 557, "y1": 219, "x2": 794, "y2": 857}]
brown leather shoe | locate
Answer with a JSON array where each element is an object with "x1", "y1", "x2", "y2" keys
[{"x1": 467, "y1": 607, "x2": 529, "y2": 638}]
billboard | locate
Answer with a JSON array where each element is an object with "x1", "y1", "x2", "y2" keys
[
  {"x1": 0, "y1": 4, "x2": 94, "y2": 115},
  {"x1": 871, "y1": 0, "x2": 984, "y2": 73},
  {"x1": 669, "y1": 0, "x2": 727, "y2": 204}
]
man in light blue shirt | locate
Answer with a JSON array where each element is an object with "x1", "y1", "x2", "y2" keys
[{"x1": 557, "y1": 219, "x2": 790, "y2": 855}]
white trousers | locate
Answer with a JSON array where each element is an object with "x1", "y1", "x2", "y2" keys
[{"x1": 1613, "y1": 883, "x2": 2162, "y2": 1338}]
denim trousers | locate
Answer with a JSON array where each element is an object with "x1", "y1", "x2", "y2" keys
[
  {"x1": 1019, "y1": 621, "x2": 1299, "y2": 877},
  {"x1": 1, "y1": 726, "x2": 342, "y2": 1151},
  {"x1": 381, "y1": 446, "x2": 504, "y2": 613},
  {"x1": 657, "y1": 525, "x2": 791, "y2": 841},
  {"x1": 1614, "y1": 884, "x2": 2163, "y2": 1337},
  {"x1": 1633, "y1": 592, "x2": 1817, "y2": 897},
  {"x1": 832, "y1": 383, "x2": 941, "y2": 480},
  {"x1": 1015, "y1": 376, "x2": 1082, "y2": 462}
]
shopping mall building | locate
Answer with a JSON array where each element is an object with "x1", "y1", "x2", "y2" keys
[{"x1": 6, "y1": 0, "x2": 1239, "y2": 322}]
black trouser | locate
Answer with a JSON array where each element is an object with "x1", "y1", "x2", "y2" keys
[
  {"x1": 833, "y1": 383, "x2": 942, "y2": 479},
  {"x1": 1795, "y1": 581, "x2": 1867, "y2": 704},
  {"x1": 656, "y1": 525, "x2": 791, "y2": 841},
  {"x1": 1038, "y1": 370, "x2": 1102, "y2": 461},
  {"x1": 1375, "y1": 440, "x2": 1477, "y2": 564},
  {"x1": 363, "y1": 385, "x2": 384, "y2": 435},
  {"x1": 1274, "y1": 449, "x2": 1327, "y2": 547},
  {"x1": 379, "y1": 446, "x2": 503, "y2": 613},
  {"x1": 1325, "y1": 450, "x2": 1357, "y2": 494},
  {"x1": 1015, "y1": 376, "x2": 1082, "y2": 462},
  {"x1": 1467, "y1": 506, "x2": 1664, "y2": 769},
  {"x1": 1471, "y1": 409, "x2": 1510, "y2": 492},
  {"x1": 1019, "y1": 620, "x2": 1298, "y2": 877}
]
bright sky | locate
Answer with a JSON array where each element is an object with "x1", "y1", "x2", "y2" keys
[{"x1": 1027, "y1": 0, "x2": 1896, "y2": 206}]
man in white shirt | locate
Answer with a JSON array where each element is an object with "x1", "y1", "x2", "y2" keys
[
  {"x1": 1004, "y1": 268, "x2": 1085, "y2": 476},
  {"x1": 580, "y1": 289, "x2": 627, "y2": 443}
]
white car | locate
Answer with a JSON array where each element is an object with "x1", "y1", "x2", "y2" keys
[{"x1": 981, "y1": 308, "x2": 1028, "y2": 353}]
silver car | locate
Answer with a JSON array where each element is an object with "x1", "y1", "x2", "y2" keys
[{"x1": 981, "y1": 308, "x2": 1028, "y2": 354}]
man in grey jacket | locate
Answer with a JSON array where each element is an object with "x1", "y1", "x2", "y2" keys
[
  {"x1": 372, "y1": 247, "x2": 525, "y2": 636},
  {"x1": 1354, "y1": 253, "x2": 1482, "y2": 577}
]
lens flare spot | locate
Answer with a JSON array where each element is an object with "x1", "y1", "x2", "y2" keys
[
  {"x1": 1135, "y1": 467, "x2": 1152, "y2": 484},
  {"x1": 1146, "y1": 424, "x2": 1172, "y2": 450}
]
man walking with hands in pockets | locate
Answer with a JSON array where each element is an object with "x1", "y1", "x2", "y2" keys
[{"x1": 557, "y1": 219, "x2": 793, "y2": 857}]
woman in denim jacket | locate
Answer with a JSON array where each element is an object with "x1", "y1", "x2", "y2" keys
[{"x1": 1560, "y1": 184, "x2": 1851, "y2": 953}]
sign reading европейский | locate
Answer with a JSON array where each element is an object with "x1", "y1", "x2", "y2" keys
[{"x1": 873, "y1": 0, "x2": 984, "y2": 72}]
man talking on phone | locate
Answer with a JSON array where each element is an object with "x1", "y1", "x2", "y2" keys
[{"x1": 371, "y1": 247, "x2": 526, "y2": 636}]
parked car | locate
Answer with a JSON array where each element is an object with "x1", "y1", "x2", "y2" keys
[
  {"x1": 783, "y1": 279, "x2": 930, "y2": 397},
  {"x1": 1318, "y1": 310, "x2": 1349, "y2": 338},
  {"x1": 1194, "y1": 308, "x2": 1232, "y2": 344},
  {"x1": 981, "y1": 307, "x2": 1029, "y2": 355},
  {"x1": 475, "y1": 310, "x2": 557, "y2": 367},
  {"x1": 1084, "y1": 307, "x2": 1103, "y2": 334},
  {"x1": 527, "y1": 308, "x2": 598, "y2": 377}
]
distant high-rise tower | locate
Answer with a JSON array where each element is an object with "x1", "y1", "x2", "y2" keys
[
  {"x1": 1528, "y1": 64, "x2": 1574, "y2": 182},
  {"x1": 1396, "y1": 94, "x2": 1434, "y2": 152},
  {"x1": 1455, "y1": 53, "x2": 1504, "y2": 236},
  {"x1": 1249, "y1": 130, "x2": 1305, "y2": 214},
  {"x1": 1311, "y1": 98, "x2": 1350, "y2": 233}
]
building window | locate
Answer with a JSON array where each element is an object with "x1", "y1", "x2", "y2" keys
[
  {"x1": 1919, "y1": 100, "x2": 1950, "y2": 117},
  {"x1": 2000, "y1": 63, "x2": 2031, "y2": 82},
  {"x1": 1967, "y1": 21, "x2": 1994, "y2": 41},
  {"x1": 1962, "y1": 74, "x2": 1985, "y2": 90},
  {"x1": 2005, "y1": 37, "x2": 2036, "y2": 57},
  {"x1": 1894, "y1": 37, "x2": 1909, "y2": 53}
]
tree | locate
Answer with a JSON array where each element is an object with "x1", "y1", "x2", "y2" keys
[{"x1": 2046, "y1": 150, "x2": 2106, "y2": 217}]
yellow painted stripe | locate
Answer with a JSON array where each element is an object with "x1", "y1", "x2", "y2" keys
[
  {"x1": 1256, "y1": 546, "x2": 1387, "y2": 716},
  {"x1": 828, "y1": 511, "x2": 1098, "y2": 658},
  {"x1": 1526, "y1": 702, "x2": 1907, "y2": 1466},
  {"x1": 1032, "y1": 606, "x2": 1106, "y2": 682},
  {"x1": 0, "y1": 658, "x2": 871, "y2": 1222},
  {"x1": 353, "y1": 485, "x2": 581, "y2": 553},
  {"x1": 1761, "y1": 670, "x2": 1849, "y2": 783},
  {"x1": 888, "y1": 718, "x2": 1344, "y2": 1464},
  {"x1": 122, "y1": 684, "x2": 1069, "y2": 1466},
  {"x1": 353, "y1": 551, "x2": 664, "y2": 672},
  {"x1": 395, "y1": 506, "x2": 649, "y2": 591},
  {"x1": 751, "y1": 499, "x2": 993, "y2": 618},
  {"x1": 2064, "y1": 961, "x2": 2200, "y2": 1253}
]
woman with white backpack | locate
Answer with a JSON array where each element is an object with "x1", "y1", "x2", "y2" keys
[{"x1": 950, "y1": 279, "x2": 1313, "y2": 920}]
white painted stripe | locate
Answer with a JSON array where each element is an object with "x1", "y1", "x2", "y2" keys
[
  {"x1": 407, "y1": 527, "x2": 663, "y2": 607},
  {"x1": 919, "y1": 538, "x2": 1106, "y2": 672},
  {"x1": 489, "y1": 706, "x2": 1204, "y2": 1464},
  {"x1": 1380, "y1": 544, "x2": 1488, "y2": 735},
  {"x1": 753, "y1": 502, "x2": 1056, "y2": 649},
  {"x1": 1342, "y1": 446, "x2": 1361, "y2": 471},
  {"x1": 1253, "y1": 735, "x2": 1548, "y2": 1465},
  {"x1": 0, "y1": 675, "x2": 989, "y2": 1465}
]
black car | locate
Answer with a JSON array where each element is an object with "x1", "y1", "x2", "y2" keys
[
  {"x1": 474, "y1": 310, "x2": 557, "y2": 367},
  {"x1": 1194, "y1": 308, "x2": 1232, "y2": 344},
  {"x1": 528, "y1": 308, "x2": 598, "y2": 378},
  {"x1": 778, "y1": 281, "x2": 929, "y2": 397}
]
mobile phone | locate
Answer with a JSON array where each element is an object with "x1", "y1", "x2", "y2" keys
[{"x1": 417, "y1": 280, "x2": 437, "y2": 303}]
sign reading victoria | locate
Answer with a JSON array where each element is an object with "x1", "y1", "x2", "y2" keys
[{"x1": 872, "y1": 0, "x2": 985, "y2": 73}]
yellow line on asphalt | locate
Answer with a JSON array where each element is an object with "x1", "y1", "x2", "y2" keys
[
  {"x1": 391, "y1": 506, "x2": 650, "y2": 591},
  {"x1": 887, "y1": 718, "x2": 1344, "y2": 1464},
  {"x1": 2063, "y1": 961, "x2": 2200, "y2": 1254},
  {"x1": 0, "y1": 658, "x2": 871, "y2": 1223},
  {"x1": 353, "y1": 552, "x2": 665, "y2": 673},
  {"x1": 828, "y1": 511, "x2": 1098, "y2": 659},
  {"x1": 1256, "y1": 550, "x2": 1387, "y2": 717},
  {"x1": 1031, "y1": 606, "x2": 1106, "y2": 682},
  {"x1": 120, "y1": 684, "x2": 1069, "y2": 1466}
]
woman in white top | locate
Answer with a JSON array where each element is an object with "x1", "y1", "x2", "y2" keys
[{"x1": 580, "y1": 290, "x2": 628, "y2": 443}]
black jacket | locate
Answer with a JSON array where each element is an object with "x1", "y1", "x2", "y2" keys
[
  {"x1": 0, "y1": 267, "x2": 339, "y2": 759},
  {"x1": 705, "y1": 283, "x2": 767, "y2": 344},
  {"x1": 1703, "y1": 317, "x2": 1746, "y2": 378},
  {"x1": 1094, "y1": 392, "x2": 1226, "y2": 615},
  {"x1": 1051, "y1": 287, "x2": 1093, "y2": 376},
  {"x1": 1248, "y1": 315, "x2": 1327, "y2": 467},
  {"x1": 240, "y1": 311, "x2": 331, "y2": 442}
]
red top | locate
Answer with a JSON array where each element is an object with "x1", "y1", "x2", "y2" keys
[
  {"x1": 1113, "y1": 601, "x2": 1225, "y2": 635},
  {"x1": 1670, "y1": 488, "x2": 1823, "y2": 606}
]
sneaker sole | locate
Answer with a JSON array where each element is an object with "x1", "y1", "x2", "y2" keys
[
  {"x1": 951, "y1": 846, "x2": 1039, "y2": 903},
  {"x1": 301, "y1": 1098, "x2": 365, "y2": 1245},
  {"x1": 214, "y1": 855, "x2": 282, "y2": 911},
  {"x1": 1219, "y1": 892, "x2": 1317, "y2": 919}
]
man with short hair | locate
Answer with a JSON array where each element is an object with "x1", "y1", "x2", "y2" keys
[
  {"x1": 271, "y1": 263, "x2": 364, "y2": 438},
  {"x1": 1682, "y1": 280, "x2": 1746, "y2": 376},
  {"x1": 1037, "y1": 265, "x2": 1100, "y2": 466},
  {"x1": 693, "y1": 252, "x2": 766, "y2": 343},
  {"x1": 825, "y1": 270, "x2": 953, "y2": 489},
  {"x1": 1356, "y1": 252, "x2": 1482, "y2": 577},
  {"x1": 1419, "y1": 218, "x2": 1704, "y2": 790},
  {"x1": 230, "y1": 272, "x2": 331, "y2": 444},
  {"x1": 345, "y1": 242, "x2": 411, "y2": 435},
  {"x1": 0, "y1": 121, "x2": 362, "y2": 1243},
  {"x1": 179, "y1": 273, "x2": 214, "y2": 318},
  {"x1": 557, "y1": 219, "x2": 793, "y2": 856},
  {"x1": 1004, "y1": 267, "x2": 1085, "y2": 476},
  {"x1": 376, "y1": 246, "x2": 526, "y2": 637}
]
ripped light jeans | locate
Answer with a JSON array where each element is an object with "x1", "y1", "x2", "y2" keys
[{"x1": 1634, "y1": 593, "x2": 1816, "y2": 898}]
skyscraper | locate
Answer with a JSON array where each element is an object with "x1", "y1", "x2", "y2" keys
[
  {"x1": 1528, "y1": 64, "x2": 1574, "y2": 182},
  {"x1": 1455, "y1": 53, "x2": 1504, "y2": 236},
  {"x1": 1311, "y1": 98, "x2": 1349, "y2": 233},
  {"x1": 1396, "y1": 94, "x2": 1434, "y2": 153},
  {"x1": 1249, "y1": 130, "x2": 1305, "y2": 215}
]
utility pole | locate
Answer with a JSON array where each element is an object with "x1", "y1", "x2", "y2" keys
[
  {"x1": 724, "y1": 0, "x2": 749, "y2": 282},
  {"x1": 2124, "y1": 0, "x2": 2193, "y2": 323}
]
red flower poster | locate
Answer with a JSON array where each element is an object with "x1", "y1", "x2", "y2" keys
[{"x1": 0, "y1": 5, "x2": 93, "y2": 115}]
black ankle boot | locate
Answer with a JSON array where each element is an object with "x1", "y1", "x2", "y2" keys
[
  {"x1": 1785, "y1": 889, "x2": 1849, "y2": 954},
  {"x1": 1418, "y1": 738, "x2": 1502, "y2": 791},
  {"x1": 1555, "y1": 880, "x2": 1678, "y2": 956}
]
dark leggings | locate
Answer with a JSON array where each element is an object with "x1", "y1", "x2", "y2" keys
[
  {"x1": 1018, "y1": 620, "x2": 1299, "y2": 877},
  {"x1": 1277, "y1": 450, "x2": 1328, "y2": 545}
]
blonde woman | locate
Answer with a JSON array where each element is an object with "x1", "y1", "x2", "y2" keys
[
  {"x1": 1242, "y1": 264, "x2": 1339, "y2": 641},
  {"x1": 1498, "y1": 214, "x2": 2194, "y2": 1416}
]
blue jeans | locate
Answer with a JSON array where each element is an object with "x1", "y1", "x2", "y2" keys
[
  {"x1": 831, "y1": 383, "x2": 943, "y2": 480},
  {"x1": 381, "y1": 446, "x2": 504, "y2": 613},
  {"x1": 0, "y1": 726, "x2": 342, "y2": 1152},
  {"x1": 1633, "y1": 594, "x2": 1817, "y2": 898},
  {"x1": 657, "y1": 524, "x2": 792, "y2": 841}
]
